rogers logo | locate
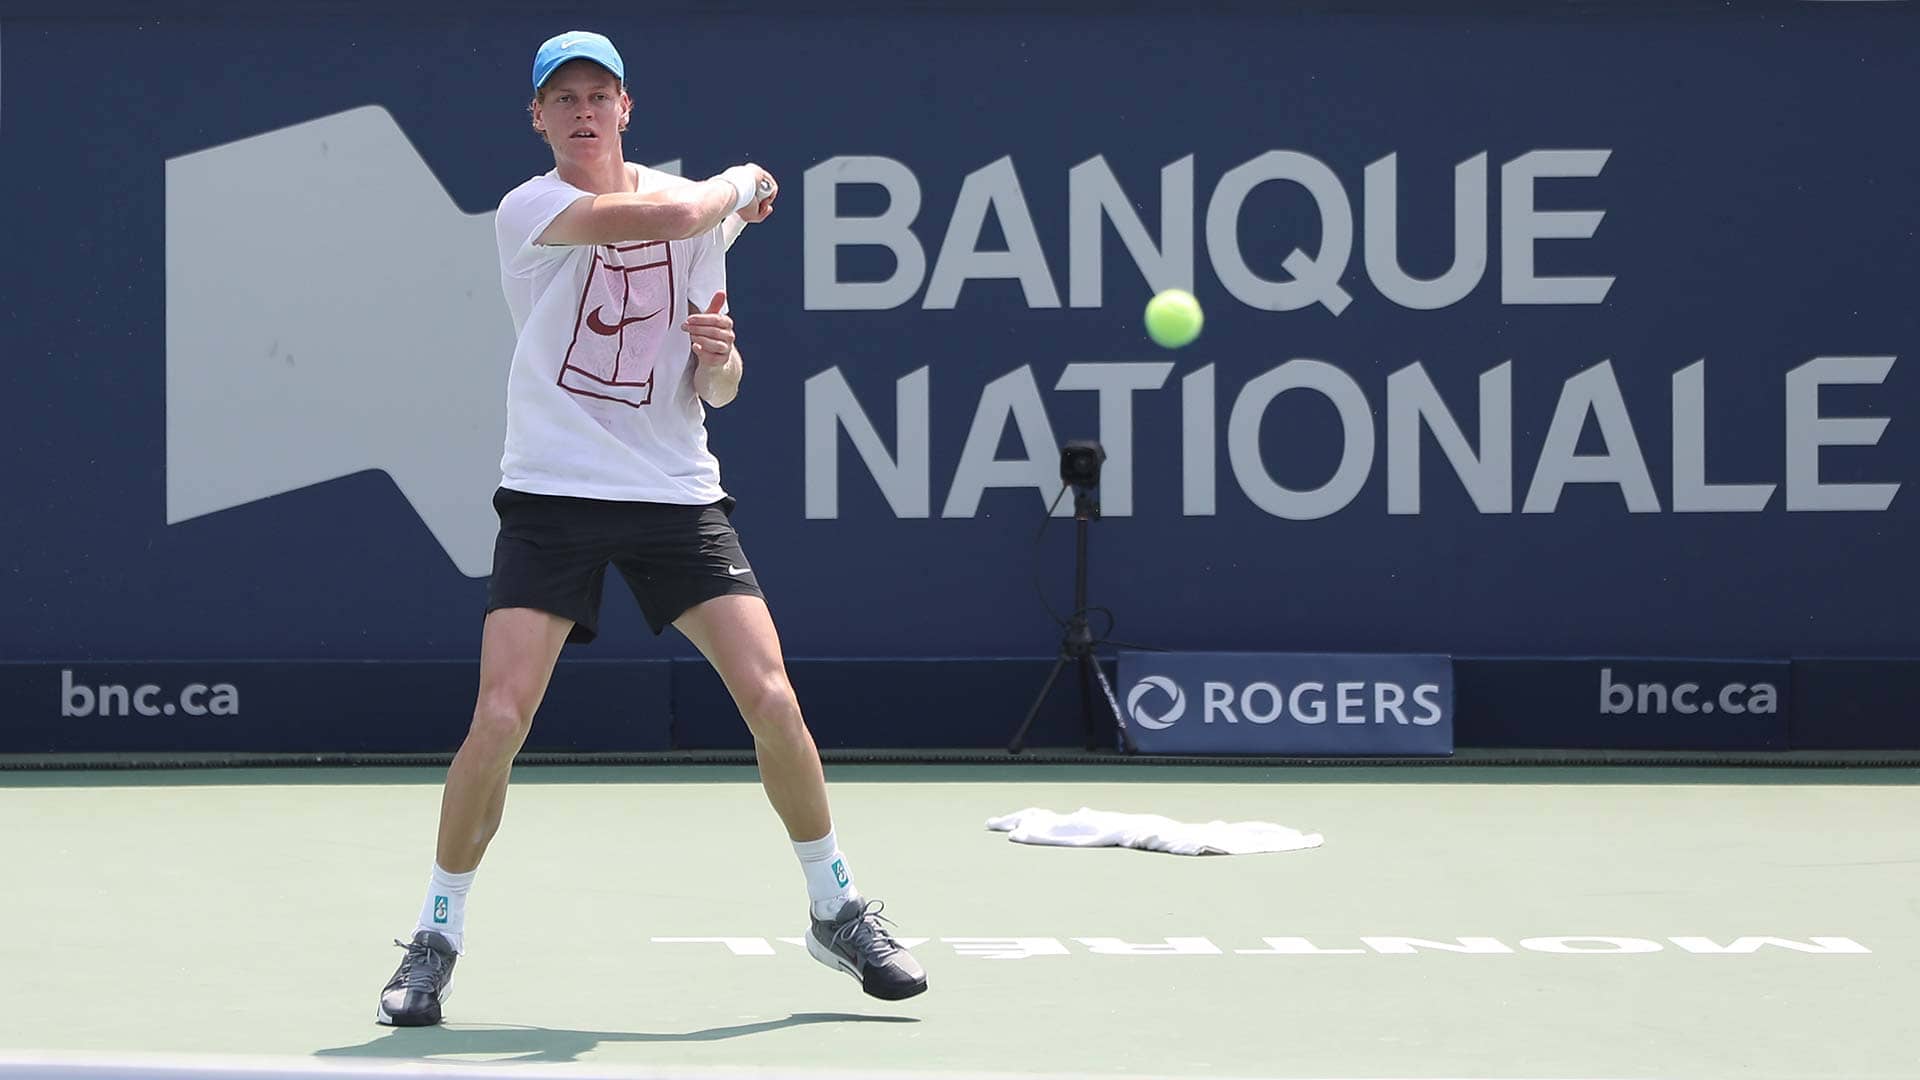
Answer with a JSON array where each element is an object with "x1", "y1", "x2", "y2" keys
[{"x1": 1126, "y1": 676, "x2": 1187, "y2": 730}]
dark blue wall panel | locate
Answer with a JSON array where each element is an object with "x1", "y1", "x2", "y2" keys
[{"x1": 2, "y1": 3, "x2": 1916, "y2": 751}]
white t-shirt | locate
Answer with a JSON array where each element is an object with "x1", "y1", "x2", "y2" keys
[{"x1": 494, "y1": 163, "x2": 728, "y2": 504}]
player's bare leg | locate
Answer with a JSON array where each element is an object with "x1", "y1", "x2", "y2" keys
[
  {"x1": 676, "y1": 594, "x2": 927, "y2": 1000},
  {"x1": 378, "y1": 606, "x2": 572, "y2": 1026},
  {"x1": 438, "y1": 607, "x2": 574, "y2": 871},
  {"x1": 675, "y1": 594, "x2": 827, "y2": 839}
]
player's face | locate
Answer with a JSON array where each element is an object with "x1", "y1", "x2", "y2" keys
[{"x1": 534, "y1": 61, "x2": 630, "y2": 163}]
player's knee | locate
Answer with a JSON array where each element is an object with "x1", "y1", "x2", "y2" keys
[
  {"x1": 736, "y1": 671, "x2": 801, "y2": 738},
  {"x1": 469, "y1": 690, "x2": 536, "y2": 752}
]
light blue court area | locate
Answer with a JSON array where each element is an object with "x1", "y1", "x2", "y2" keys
[{"x1": 1, "y1": 764, "x2": 1915, "y2": 1080}]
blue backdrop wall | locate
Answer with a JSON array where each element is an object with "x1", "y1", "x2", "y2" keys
[{"x1": 2, "y1": 2, "x2": 1914, "y2": 751}]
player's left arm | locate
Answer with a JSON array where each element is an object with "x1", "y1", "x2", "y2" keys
[{"x1": 687, "y1": 291, "x2": 742, "y2": 407}]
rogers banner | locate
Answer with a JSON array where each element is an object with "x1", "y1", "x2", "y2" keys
[{"x1": 1117, "y1": 652, "x2": 1453, "y2": 756}]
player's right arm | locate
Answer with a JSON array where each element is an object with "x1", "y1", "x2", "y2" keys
[{"x1": 538, "y1": 165, "x2": 776, "y2": 246}]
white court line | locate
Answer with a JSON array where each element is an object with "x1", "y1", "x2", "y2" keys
[{"x1": 0, "y1": 1051, "x2": 1646, "y2": 1080}]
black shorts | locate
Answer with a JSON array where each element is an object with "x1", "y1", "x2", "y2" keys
[{"x1": 486, "y1": 487, "x2": 765, "y2": 644}]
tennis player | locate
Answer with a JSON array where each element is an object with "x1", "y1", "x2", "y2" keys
[{"x1": 375, "y1": 29, "x2": 927, "y2": 1026}]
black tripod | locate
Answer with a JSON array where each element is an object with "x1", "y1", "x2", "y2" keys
[{"x1": 1007, "y1": 484, "x2": 1136, "y2": 755}]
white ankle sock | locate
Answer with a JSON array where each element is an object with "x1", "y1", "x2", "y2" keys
[
  {"x1": 793, "y1": 828, "x2": 859, "y2": 920},
  {"x1": 414, "y1": 863, "x2": 475, "y2": 952}
]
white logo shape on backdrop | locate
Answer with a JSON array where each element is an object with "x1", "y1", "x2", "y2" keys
[{"x1": 164, "y1": 106, "x2": 683, "y2": 576}]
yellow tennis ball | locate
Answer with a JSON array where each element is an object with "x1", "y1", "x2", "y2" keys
[{"x1": 1144, "y1": 288, "x2": 1203, "y2": 348}]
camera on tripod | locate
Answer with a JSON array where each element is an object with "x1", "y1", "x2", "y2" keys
[
  {"x1": 1007, "y1": 439, "x2": 1136, "y2": 755},
  {"x1": 1059, "y1": 439, "x2": 1106, "y2": 510}
]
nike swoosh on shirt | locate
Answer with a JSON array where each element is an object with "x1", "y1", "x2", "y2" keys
[
  {"x1": 585, "y1": 305, "x2": 660, "y2": 336},
  {"x1": 727, "y1": 565, "x2": 753, "y2": 576}
]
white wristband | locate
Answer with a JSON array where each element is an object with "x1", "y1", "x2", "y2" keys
[{"x1": 721, "y1": 169, "x2": 758, "y2": 214}]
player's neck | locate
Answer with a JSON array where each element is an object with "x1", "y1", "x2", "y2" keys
[{"x1": 554, "y1": 153, "x2": 632, "y2": 195}]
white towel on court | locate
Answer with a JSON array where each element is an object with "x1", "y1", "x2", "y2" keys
[{"x1": 986, "y1": 807, "x2": 1323, "y2": 856}]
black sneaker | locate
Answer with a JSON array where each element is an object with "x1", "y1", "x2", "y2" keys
[
  {"x1": 376, "y1": 930, "x2": 457, "y2": 1026},
  {"x1": 806, "y1": 897, "x2": 928, "y2": 1001}
]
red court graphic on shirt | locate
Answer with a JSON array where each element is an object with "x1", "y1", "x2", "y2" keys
[{"x1": 558, "y1": 241, "x2": 676, "y2": 407}]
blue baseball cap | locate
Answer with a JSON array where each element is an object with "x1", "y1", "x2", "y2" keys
[{"x1": 532, "y1": 31, "x2": 625, "y2": 92}]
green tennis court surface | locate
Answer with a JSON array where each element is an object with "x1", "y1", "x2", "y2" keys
[{"x1": 2, "y1": 764, "x2": 1915, "y2": 1080}]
